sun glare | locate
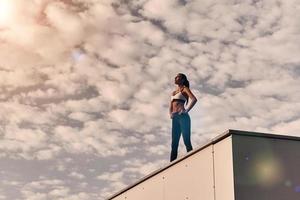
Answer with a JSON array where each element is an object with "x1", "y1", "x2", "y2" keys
[{"x1": 0, "y1": 0, "x2": 14, "y2": 26}]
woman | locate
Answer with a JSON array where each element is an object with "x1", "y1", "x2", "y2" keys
[{"x1": 169, "y1": 73, "x2": 197, "y2": 162}]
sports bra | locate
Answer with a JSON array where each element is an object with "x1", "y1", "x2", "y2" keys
[{"x1": 171, "y1": 89, "x2": 187, "y2": 102}]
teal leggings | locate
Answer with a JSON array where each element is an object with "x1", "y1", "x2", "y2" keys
[{"x1": 170, "y1": 112, "x2": 193, "y2": 162}]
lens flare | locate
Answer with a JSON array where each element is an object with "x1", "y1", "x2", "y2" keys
[
  {"x1": 284, "y1": 180, "x2": 292, "y2": 187},
  {"x1": 250, "y1": 152, "x2": 284, "y2": 188},
  {"x1": 295, "y1": 185, "x2": 300, "y2": 193},
  {"x1": 72, "y1": 49, "x2": 85, "y2": 62},
  {"x1": 0, "y1": 0, "x2": 14, "y2": 26}
]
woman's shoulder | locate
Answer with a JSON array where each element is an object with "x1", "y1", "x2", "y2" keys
[
  {"x1": 181, "y1": 86, "x2": 188, "y2": 92},
  {"x1": 182, "y1": 86, "x2": 190, "y2": 91}
]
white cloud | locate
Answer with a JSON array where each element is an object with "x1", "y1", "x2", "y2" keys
[
  {"x1": 56, "y1": 192, "x2": 92, "y2": 200},
  {"x1": 35, "y1": 145, "x2": 62, "y2": 160},
  {"x1": 271, "y1": 118, "x2": 300, "y2": 136},
  {"x1": 126, "y1": 21, "x2": 165, "y2": 46},
  {"x1": 1, "y1": 0, "x2": 300, "y2": 199},
  {"x1": 17, "y1": 177, "x2": 102, "y2": 200},
  {"x1": 48, "y1": 187, "x2": 70, "y2": 197},
  {"x1": 1, "y1": 125, "x2": 48, "y2": 159},
  {"x1": 142, "y1": 0, "x2": 188, "y2": 33},
  {"x1": 68, "y1": 172, "x2": 85, "y2": 180},
  {"x1": 1, "y1": 180, "x2": 22, "y2": 186},
  {"x1": 68, "y1": 112, "x2": 95, "y2": 122},
  {"x1": 97, "y1": 171, "x2": 124, "y2": 182},
  {"x1": 45, "y1": 1, "x2": 84, "y2": 45},
  {"x1": 148, "y1": 144, "x2": 169, "y2": 155}
]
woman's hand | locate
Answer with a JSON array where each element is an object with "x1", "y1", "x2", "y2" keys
[
  {"x1": 170, "y1": 109, "x2": 188, "y2": 119},
  {"x1": 179, "y1": 109, "x2": 188, "y2": 115}
]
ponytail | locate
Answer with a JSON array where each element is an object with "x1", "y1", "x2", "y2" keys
[
  {"x1": 178, "y1": 73, "x2": 190, "y2": 105},
  {"x1": 183, "y1": 79, "x2": 189, "y2": 88}
]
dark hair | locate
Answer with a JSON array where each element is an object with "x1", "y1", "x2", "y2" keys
[
  {"x1": 178, "y1": 73, "x2": 189, "y2": 104},
  {"x1": 178, "y1": 73, "x2": 190, "y2": 88}
]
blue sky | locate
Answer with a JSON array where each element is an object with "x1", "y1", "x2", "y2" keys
[{"x1": 0, "y1": 0, "x2": 300, "y2": 199}]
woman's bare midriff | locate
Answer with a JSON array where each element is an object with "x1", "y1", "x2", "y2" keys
[{"x1": 171, "y1": 101, "x2": 185, "y2": 113}]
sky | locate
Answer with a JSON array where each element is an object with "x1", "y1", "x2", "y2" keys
[{"x1": 0, "y1": 0, "x2": 300, "y2": 199}]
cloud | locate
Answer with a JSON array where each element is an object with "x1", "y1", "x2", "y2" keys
[
  {"x1": 271, "y1": 118, "x2": 300, "y2": 135},
  {"x1": 20, "y1": 178, "x2": 98, "y2": 200},
  {"x1": 0, "y1": 125, "x2": 49, "y2": 159},
  {"x1": 35, "y1": 145, "x2": 62, "y2": 160},
  {"x1": 68, "y1": 112, "x2": 95, "y2": 122},
  {"x1": 97, "y1": 171, "x2": 124, "y2": 182},
  {"x1": 1, "y1": 0, "x2": 300, "y2": 199},
  {"x1": 98, "y1": 172, "x2": 127, "y2": 199},
  {"x1": 98, "y1": 158, "x2": 166, "y2": 198},
  {"x1": 68, "y1": 172, "x2": 85, "y2": 180},
  {"x1": 48, "y1": 187, "x2": 70, "y2": 197},
  {"x1": 148, "y1": 144, "x2": 169, "y2": 155}
]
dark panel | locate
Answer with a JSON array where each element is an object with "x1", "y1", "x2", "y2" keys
[{"x1": 232, "y1": 134, "x2": 300, "y2": 200}]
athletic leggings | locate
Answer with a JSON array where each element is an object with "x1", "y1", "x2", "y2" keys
[{"x1": 170, "y1": 112, "x2": 193, "y2": 162}]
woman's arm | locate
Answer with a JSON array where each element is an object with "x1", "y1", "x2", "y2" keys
[
  {"x1": 183, "y1": 87, "x2": 197, "y2": 113},
  {"x1": 169, "y1": 91, "x2": 175, "y2": 118},
  {"x1": 169, "y1": 101, "x2": 173, "y2": 115}
]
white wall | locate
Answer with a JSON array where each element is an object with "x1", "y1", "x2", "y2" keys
[
  {"x1": 112, "y1": 145, "x2": 215, "y2": 200},
  {"x1": 214, "y1": 135, "x2": 235, "y2": 200}
]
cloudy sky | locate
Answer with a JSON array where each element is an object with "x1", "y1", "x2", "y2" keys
[{"x1": 0, "y1": 0, "x2": 300, "y2": 199}]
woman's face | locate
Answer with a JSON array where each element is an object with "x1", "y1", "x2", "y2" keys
[{"x1": 174, "y1": 74, "x2": 182, "y2": 85}]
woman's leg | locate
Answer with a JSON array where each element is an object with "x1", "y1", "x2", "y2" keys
[
  {"x1": 180, "y1": 113, "x2": 193, "y2": 152},
  {"x1": 170, "y1": 114, "x2": 181, "y2": 162}
]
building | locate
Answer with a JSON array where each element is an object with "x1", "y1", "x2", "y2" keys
[{"x1": 108, "y1": 129, "x2": 300, "y2": 200}]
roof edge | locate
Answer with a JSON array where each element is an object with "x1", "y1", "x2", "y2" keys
[{"x1": 228, "y1": 129, "x2": 300, "y2": 141}]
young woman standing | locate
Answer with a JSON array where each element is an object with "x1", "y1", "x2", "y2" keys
[{"x1": 169, "y1": 73, "x2": 197, "y2": 162}]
